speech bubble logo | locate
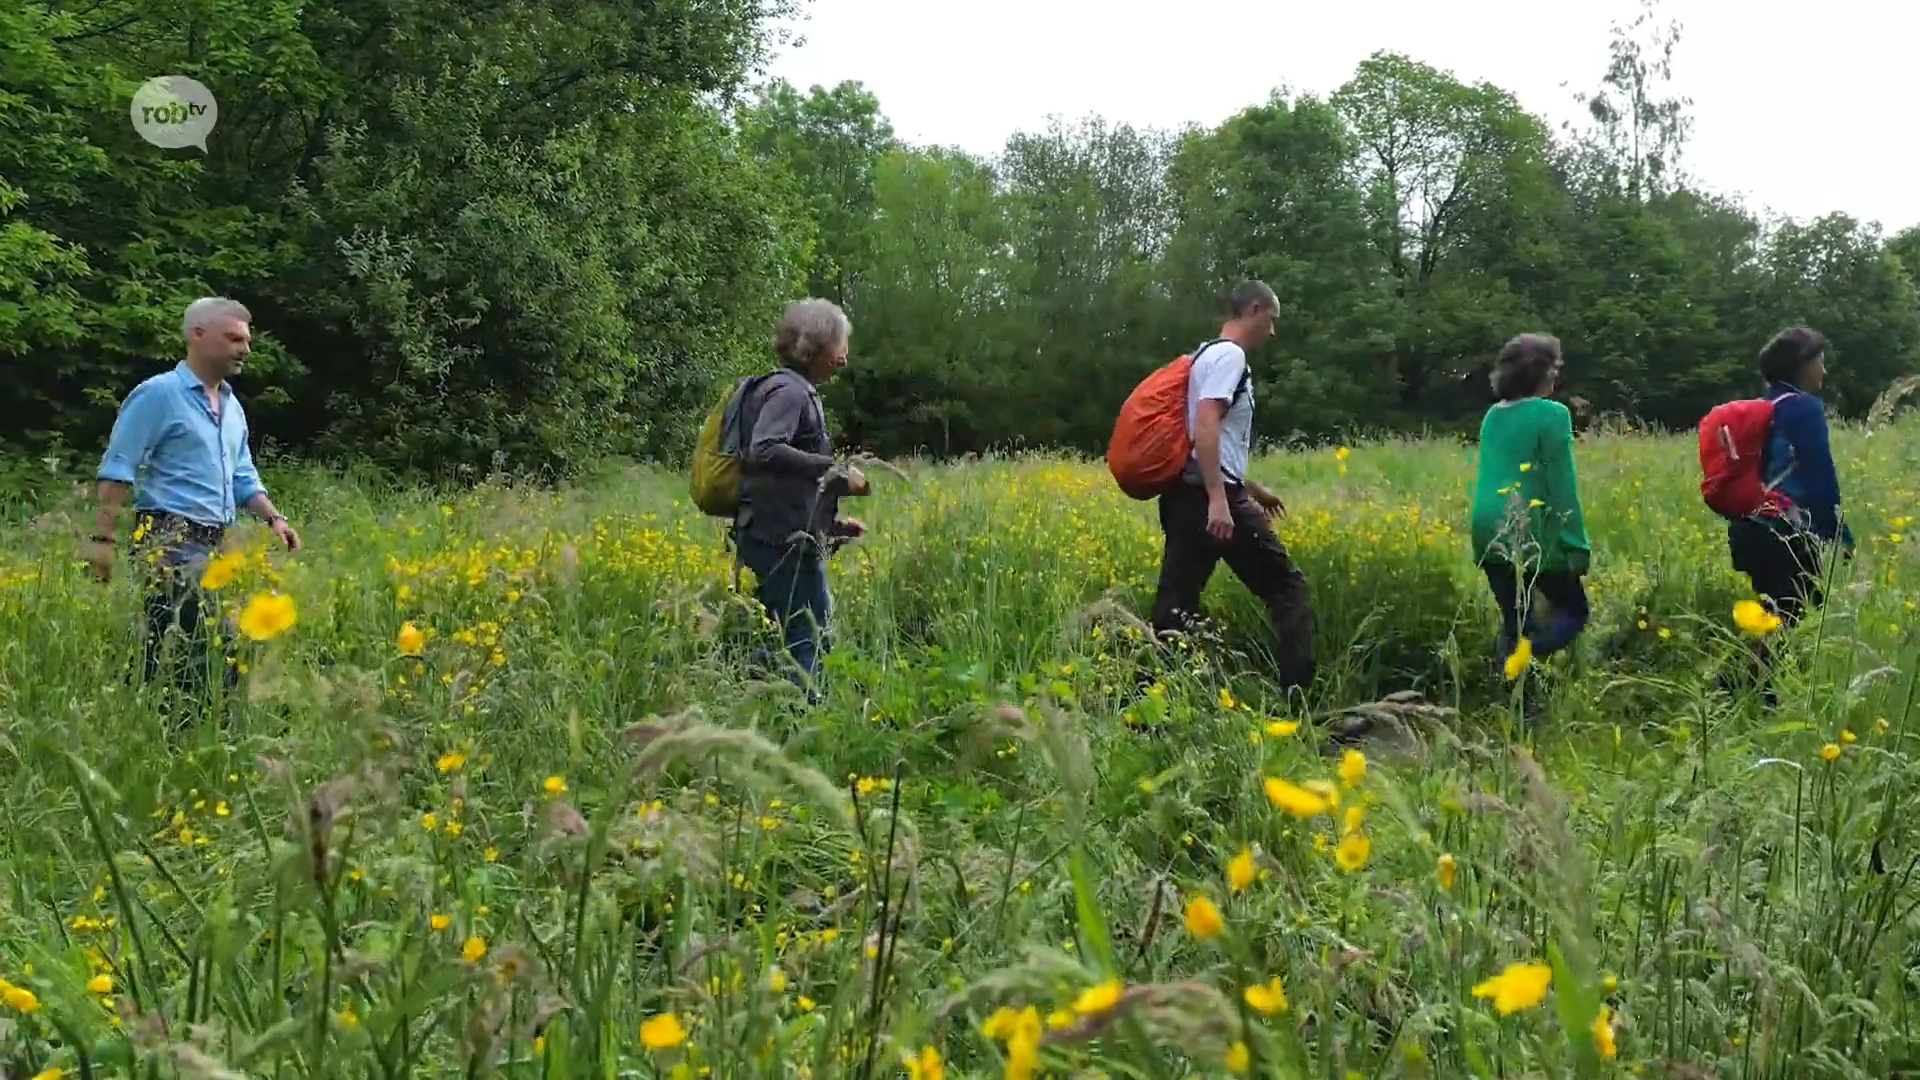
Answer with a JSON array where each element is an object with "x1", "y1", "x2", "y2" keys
[{"x1": 129, "y1": 76, "x2": 218, "y2": 152}]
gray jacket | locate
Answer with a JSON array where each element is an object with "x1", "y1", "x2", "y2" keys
[{"x1": 737, "y1": 368, "x2": 845, "y2": 548}]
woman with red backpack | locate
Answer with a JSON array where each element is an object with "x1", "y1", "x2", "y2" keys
[{"x1": 1724, "y1": 327, "x2": 1854, "y2": 624}]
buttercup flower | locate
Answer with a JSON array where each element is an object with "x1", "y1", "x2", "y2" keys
[
  {"x1": 641, "y1": 1012, "x2": 688, "y2": 1050},
  {"x1": 1471, "y1": 961, "x2": 1552, "y2": 1014},
  {"x1": 1183, "y1": 895, "x2": 1224, "y2": 938},
  {"x1": 1244, "y1": 976, "x2": 1288, "y2": 1015},
  {"x1": 238, "y1": 591, "x2": 297, "y2": 641},
  {"x1": 1733, "y1": 599, "x2": 1782, "y2": 636},
  {"x1": 1226, "y1": 846, "x2": 1256, "y2": 891}
]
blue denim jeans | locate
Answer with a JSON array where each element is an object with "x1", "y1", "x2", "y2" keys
[
  {"x1": 738, "y1": 535, "x2": 831, "y2": 698},
  {"x1": 131, "y1": 512, "x2": 239, "y2": 724}
]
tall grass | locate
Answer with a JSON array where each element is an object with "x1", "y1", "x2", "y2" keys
[{"x1": 0, "y1": 420, "x2": 1916, "y2": 1078}]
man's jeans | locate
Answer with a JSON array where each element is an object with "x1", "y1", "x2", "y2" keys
[
  {"x1": 131, "y1": 513, "x2": 238, "y2": 723},
  {"x1": 737, "y1": 534, "x2": 831, "y2": 699}
]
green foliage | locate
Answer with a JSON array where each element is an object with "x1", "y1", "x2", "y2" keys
[
  {"x1": 4, "y1": 0, "x2": 803, "y2": 476},
  {"x1": 2, "y1": 422, "x2": 1920, "y2": 1076},
  {"x1": 6, "y1": 0, "x2": 1918, "y2": 474}
]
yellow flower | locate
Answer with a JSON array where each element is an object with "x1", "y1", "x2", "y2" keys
[
  {"x1": 86, "y1": 973, "x2": 112, "y2": 995},
  {"x1": 1262, "y1": 777, "x2": 1331, "y2": 818},
  {"x1": 1217, "y1": 687, "x2": 1236, "y2": 711},
  {"x1": 430, "y1": 913, "x2": 450, "y2": 931},
  {"x1": 1819, "y1": 743, "x2": 1841, "y2": 762},
  {"x1": 1471, "y1": 961, "x2": 1552, "y2": 1014},
  {"x1": 1263, "y1": 719, "x2": 1300, "y2": 737},
  {"x1": 461, "y1": 936, "x2": 485, "y2": 963},
  {"x1": 1045, "y1": 1010, "x2": 1073, "y2": 1029},
  {"x1": 1591, "y1": 1004, "x2": 1617, "y2": 1058},
  {"x1": 1342, "y1": 805, "x2": 1364, "y2": 835},
  {"x1": 640, "y1": 1012, "x2": 689, "y2": 1051},
  {"x1": 1302, "y1": 779, "x2": 1341, "y2": 808},
  {"x1": 237, "y1": 591, "x2": 297, "y2": 641},
  {"x1": 1183, "y1": 894, "x2": 1224, "y2": 939},
  {"x1": 767, "y1": 966, "x2": 788, "y2": 993},
  {"x1": 796, "y1": 995, "x2": 816, "y2": 1012},
  {"x1": 1226, "y1": 846, "x2": 1256, "y2": 891},
  {"x1": 398, "y1": 621, "x2": 426, "y2": 656},
  {"x1": 1436, "y1": 853, "x2": 1457, "y2": 890},
  {"x1": 1337, "y1": 748, "x2": 1366, "y2": 787},
  {"x1": 2, "y1": 982, "x2": 39, "y2": 1013},
  {"x1": 31, "y1": 1068, "x2": 61, "y2": 1080},
  {"x1": 1841, "y1": 729, "x2": 1857, "y2": 743},
  {"x1": 1334, "y1": 832, "x2": 1371, "y2": 872},
  {"x1": 902, "y1": 1045, "x2": 944, "y2": 1080},
  {"x1": 543, "y1": 775, "x2": 567, "y2": 795},
  {"x1": 1224, "y1": 1040, "x2": 1250, "y2": 1073},
  {"x1": 199, "y1": 550, "x2": 243, "y2": 590},
  {"x1": 1733, "y1": 599, "x2": 1782, "y2": 636},
  {"x1": 1243, "y1": 976, "x2": 1288, "y2": 1015},
  {"x1": 437, "y1": 751, "x2": 467, "y2": 773},
  {"x1": 1003, "y1": 1006, "x2": 1042, "y2": 1080},
  {"x1": 1334, "y1": 446, "x2": 1350, "y2": 462},
  {"x1": 1503, "y1": 637, "x2": 1533, "y2": 681},
  {"x1": 1072, "y1": 979, "x2": 1123, "y2": 1015}
]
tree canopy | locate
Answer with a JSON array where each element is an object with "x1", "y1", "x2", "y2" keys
[{"x1": 5, "y1": 0, "x2": 1917, "y2": 474}]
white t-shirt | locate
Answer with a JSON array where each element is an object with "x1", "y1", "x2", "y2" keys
[{"x1": 1184, "y1": 339, "x2": 1253, "y2": 485}]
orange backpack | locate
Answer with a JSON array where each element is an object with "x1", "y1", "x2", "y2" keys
[{"x1": 1106, "y1": 339, "x2": 1236, "y2": 500}]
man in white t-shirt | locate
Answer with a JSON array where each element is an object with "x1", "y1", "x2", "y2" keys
[{"x1": 1149, "y1": 280, "x2": 1316, "y2": 693}]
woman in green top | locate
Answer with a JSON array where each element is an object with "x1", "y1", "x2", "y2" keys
[{"x1": 1469, "y1": 333, "x2": 1592, "y2": 667}]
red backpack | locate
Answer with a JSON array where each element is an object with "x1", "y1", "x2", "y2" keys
[
  {"x1": 1698, "y1": 392, "x2": 1796, "y2": 520},
  {"x1": 1107, "y1": 340, "x2": 1236, "y2": 500}
]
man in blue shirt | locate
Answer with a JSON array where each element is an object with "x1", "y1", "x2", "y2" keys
[{"x1": 83, "y1": 297, "x2": 301, "y2": 719}]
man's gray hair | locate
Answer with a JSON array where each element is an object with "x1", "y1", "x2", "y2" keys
[
  {"x1": 1226, "y1": 280, "x2": 1279, "y2": 318},
  {"x1": 773, "y1": 298, "x2": 851, "y2": 370},
  {"x1": 182, "y1": 296, "x2": 251, "y2": 340}
]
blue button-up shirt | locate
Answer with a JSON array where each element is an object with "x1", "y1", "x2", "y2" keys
[{"x1": 96, "y1": 362, "x2": 266, "y2": 528}]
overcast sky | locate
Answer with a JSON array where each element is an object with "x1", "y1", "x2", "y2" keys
[{"x1": 764, "y1": 0, "x2": 1919, "y2": 235}]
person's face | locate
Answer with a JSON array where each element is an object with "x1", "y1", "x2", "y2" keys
[
  {"x1": 1800, "y1": 351, "x2": 1827, "y2": 391},
  {"x1": 1243, "y1": 303, "x2": 1277, "y2": 347},
  {"x1": 809, "y1": 335, "x2": 849, "y2": 384},
  {"x1": 191, "y1": 316, "x2": 252, "y2": 376}
]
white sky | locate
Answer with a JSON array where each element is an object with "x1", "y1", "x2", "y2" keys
[{"x1": 765, "y1": 0, "x2": 1919, "y2": 235}]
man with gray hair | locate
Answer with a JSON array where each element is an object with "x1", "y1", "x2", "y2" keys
[
  {"x1": 1149, "y1": 280, "x2": 1316, "y2": 694},
  {"x1": 83, "y1": 297, "x2": 301, "y2": 724},
  {"x1": 734, "y1": 297, "x2": 870, "y2": 702}
]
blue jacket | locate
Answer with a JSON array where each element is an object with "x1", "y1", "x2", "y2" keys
[{"x1": 1761, "y1": 382, "x2": 1853, "y2": 547}]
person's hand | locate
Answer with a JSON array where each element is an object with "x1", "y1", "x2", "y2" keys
[
  {"x1": 838, "y1": 517, "x2": 866, "y2": 538},
  {"x1": 1253, "y1": 486, "x2": 1286, "y2": 519},
  {"x1": 81, "y1": 538, "x2": 114, "y2": 583},
  {"x1": 1205, "y1": 494, "x2": 1234, "y2": 541},
  {"x1": 845, "y1": 464, "x2": 870, "y2": 497},
  {"x1": 270, "y1": 517, "x2": 302, "y2": 552}
]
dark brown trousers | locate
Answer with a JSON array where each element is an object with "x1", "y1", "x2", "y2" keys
[{"x1": 1149, "y1": 484, "x2": 1315, "y2": 691}]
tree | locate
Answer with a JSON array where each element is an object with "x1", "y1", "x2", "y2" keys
[
  {"x1": 739, "y1": 80, "x2": 896, "y2": 312},
  {"x1": 1332, "y1": 53, "x2": 1559, "y2": 410}
]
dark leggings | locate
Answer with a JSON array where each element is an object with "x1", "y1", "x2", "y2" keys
[{"x1": 1482, "y1": 560, "x2": 1590, "y2": 661}]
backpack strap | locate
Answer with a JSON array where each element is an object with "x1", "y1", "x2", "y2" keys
[
  {"x1": 739, "y1": 367, "x2": 813, "y2": 451},
  {"x1": 1191, "y1": 338, "x2": 1251, "y2": 405},
  {"x1": 1190, "y1": 338, "x2": 1251, "y2": 486},
  {"x1": 1755, "y1": 390, "x2": 1804, "y2": 506}
]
